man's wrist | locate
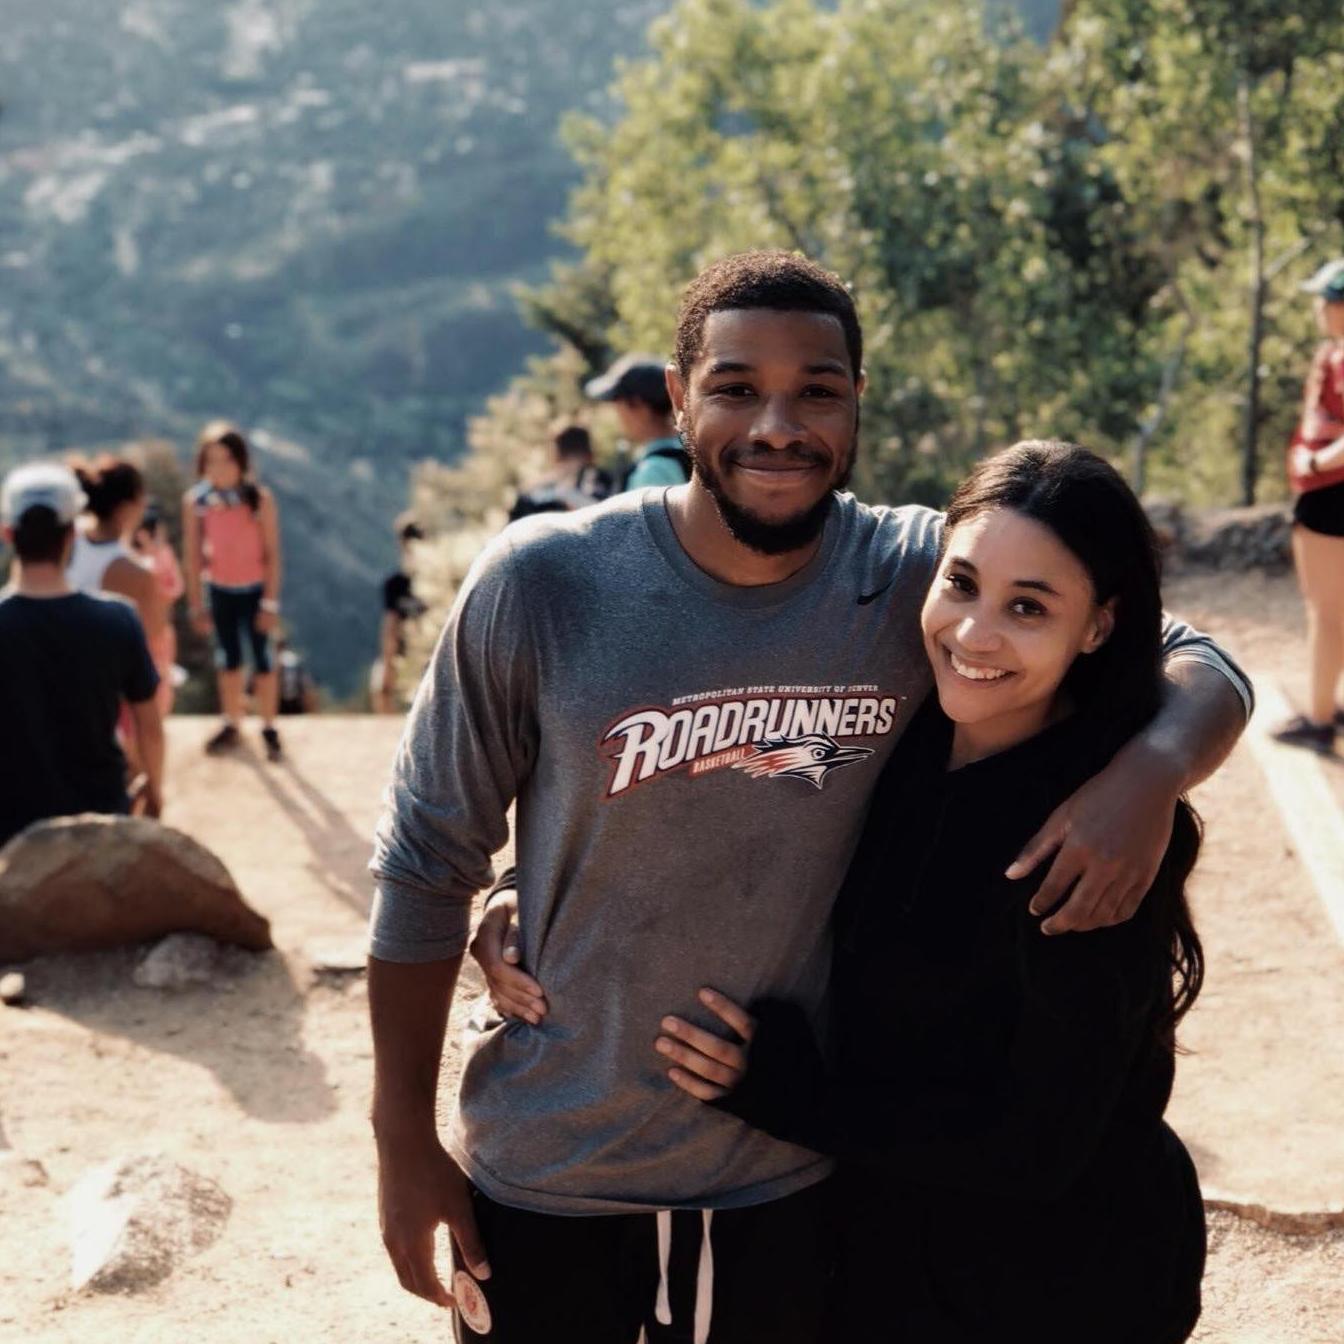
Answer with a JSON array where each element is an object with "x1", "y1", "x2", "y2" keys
[
  {"x1": 371, "y1": 1101, "x2": 440, "y2": 1150},
  {"x1": 1117, "y1": 730, "x2": 1189, "y2": 799}
]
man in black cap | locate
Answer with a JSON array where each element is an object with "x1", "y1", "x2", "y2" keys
[{"x1": 585, "y1": 353, "x2": 691, "y2": 490}]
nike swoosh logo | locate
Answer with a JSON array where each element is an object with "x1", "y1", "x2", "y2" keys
[{"x1": 856, "y1": 581, "x2": 893, "y2": 605}]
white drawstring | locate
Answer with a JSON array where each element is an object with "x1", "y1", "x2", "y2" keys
[
  {"x1": 693, "y1": 1209, "x2": 715, "y2": 1344},
  {"x1": 649, "y1": 1208, "x2": 715, "y2": 1344},
  {"x1": 655, "y1": 1209, "x2": 673, "y2": 1326}
]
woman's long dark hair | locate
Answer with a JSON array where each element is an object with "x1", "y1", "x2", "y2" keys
[
  {"x1": 196, "y1": 420, "x2": 261, "y2": 513},
  {"x1": 944, "y1": 440, "x2": 1203, "y2": 1046},
  {"x1": 70, "y1": 454, "x2": 145, "y2": 522}
]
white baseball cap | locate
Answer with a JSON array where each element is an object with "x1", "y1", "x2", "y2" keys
[
  {"x1": 1, "y1": 462, "x2": 87, "y2": 527},
  {"x1": 1301, "y1": 258, "x2": 1344, "y2": 301}
]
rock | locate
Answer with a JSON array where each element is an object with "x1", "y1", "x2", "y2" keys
[
  {"x1": 305, "y1": 936, "x2": 368, "y2": 975},
  {"x1": 66, "y1": 1154, "x2": 231, "y2": 1294},
  {"x1": 1178, "y1": 504, "x2": 1293, "y2": 573},
  {"x1": 0, "y1": 1151, "x2": 50, "y2": 1188},
  {"x1": 0, "y1": 816, "x2": 272, "y2": 963},
  {"x1": 0, "y1": 971, "x2": 24, "y2": 1004},
  {"x1": 132, "y1": 934, "x2": 222, "y2": 990}
]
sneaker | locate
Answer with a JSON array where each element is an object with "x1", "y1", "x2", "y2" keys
[
  {"x1": 1271, "y1": 714, "x2": 1336, "y2": 754},
  {"x1": 205, "y1": 723, "x2": 241, "y2": 755},
  {"x1": 261, "y1": 726, "x2": 283, "y2": 763}
]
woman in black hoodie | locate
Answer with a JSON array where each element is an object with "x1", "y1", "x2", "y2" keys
[{"x1": 654, "y1": 440, "x2": 1207, "y2": 1343}]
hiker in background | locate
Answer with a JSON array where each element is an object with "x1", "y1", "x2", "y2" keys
[
  {"x1": 508, "y1": 424, "x2": 612, "y2": 521},
  {"x1": 182, "y1": 421, "x2": 285, "y2": 762},
  {"x1": 67, "y1": 456, "x2": 168, "y2": 650},
  {"x1": 1, "y1": 463, "x2": 164, "y2": 845},
  {"x1": 1274, "y1": 256, "x2": 1344, "y2": 752},
  {"x1": 372, "y1": 512, "x2": 428, "y2": 715},
  {"x1": 585, "y1": 353, "x2": 691, "y2": 490},
  {"x1": 1274, "y1": 259, "x2": 1344, "y2": 753},
  {"x1": 131, "y1": 500, "x2": 186, "y2": 717}
]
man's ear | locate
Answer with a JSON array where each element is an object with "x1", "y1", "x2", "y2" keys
[
  {"x1": 666, "y1": 362, "x2": 688, "y2": 419},
  {"x1": 856, "y1": 368, "x2": 867, "y2": 398},
  {"x1": 1083, "y1": 598, "x2": 1117, "y2": 654},
  {"x1": 666, "y1": 363, "x2": 686, "y2": 419}
]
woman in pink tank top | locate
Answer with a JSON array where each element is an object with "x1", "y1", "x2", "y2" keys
[{"x1": 182, "y1": 421, "x2": 286, "y2": 761}]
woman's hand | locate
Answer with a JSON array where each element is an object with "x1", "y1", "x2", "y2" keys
[
  {"x1": 1291, "y1": 443, "x2": 1318, "y2": 478},
  {"x1": 467, "y1": 892, "x2": 549, "y2": 1025},
  {"x1": 255, "y1": 607, "x2": 278, "y2": 635},
  {"x1": 656, "y1": 988, "x2": 755, "y2": 1101},
  {"x1": 191, "y1": 607, "x2": 212, "y2": 637}
]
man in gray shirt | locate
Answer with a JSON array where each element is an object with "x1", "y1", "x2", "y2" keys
[{"x1": 368, "y1": 252, "x2": 1250, "y2": 1344}]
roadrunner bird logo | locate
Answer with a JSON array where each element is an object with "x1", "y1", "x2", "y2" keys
[{"x1": 732, "y1": 734, "x2": 874, "y2": 790}]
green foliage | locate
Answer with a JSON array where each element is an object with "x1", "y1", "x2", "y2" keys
[
  {"x1": 408, "y1": 0, "x2": 1344, "y2": 637},
  {"x1": 1060, "y1": 0, "x2": 1344, "y2": 500}
]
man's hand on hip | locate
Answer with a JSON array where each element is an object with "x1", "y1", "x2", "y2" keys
[{"x1": 376, "y1": 1130, "x2": 489, "y2": 1308}]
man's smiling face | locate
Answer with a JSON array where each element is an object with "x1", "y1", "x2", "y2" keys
[{"x1": 670, "y1": 308, "x2": 864, "y2": 555}]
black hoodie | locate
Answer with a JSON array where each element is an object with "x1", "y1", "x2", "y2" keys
[{"x1": 718, "y1": 699, "x2": 1206, "y2": 1344}]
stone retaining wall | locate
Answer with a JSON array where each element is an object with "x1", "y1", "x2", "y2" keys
[{"x1": 1146, "y1": 501, "x2": 1294, "y2": 574}]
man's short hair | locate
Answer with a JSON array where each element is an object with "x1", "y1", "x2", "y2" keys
[
  {"x1": 12, "y1": 505, "x2": 73, "y2": 564},
  {"x1": 553, "y1": 425, "x2": 593, "y2": 460},
  {"x1": 674, "y1": 250, "x2": 863, "y2": 382}
]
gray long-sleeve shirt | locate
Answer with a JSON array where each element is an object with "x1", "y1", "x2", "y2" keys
[{"x1": 369, "y1": 489, "x2": 1250, "y2": 1215}]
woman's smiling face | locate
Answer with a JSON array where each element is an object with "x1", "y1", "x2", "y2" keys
[{"x1": 921, "y1": 507, "x2": 1115, "y2": 753}]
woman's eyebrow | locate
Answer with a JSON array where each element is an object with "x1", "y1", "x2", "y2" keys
[{"x1": 1013, "y1": 578, "x2": 1061, "y2": 596}]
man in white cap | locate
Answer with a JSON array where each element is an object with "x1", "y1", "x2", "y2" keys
[
  {"x1": 0, "y1": 462, "x2": 165, "y2": 845},
  {"x1": 586, "y1": 353, "x2": 691, "y2": 490}
]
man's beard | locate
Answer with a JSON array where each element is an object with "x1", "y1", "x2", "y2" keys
[{"x1": 682, "y1": 418, "x2": 857, "y2": 556}]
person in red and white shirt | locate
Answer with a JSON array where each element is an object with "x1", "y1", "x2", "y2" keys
[{"x1": 1274, "y1": 259, "x2": 1344, "y2": 752}]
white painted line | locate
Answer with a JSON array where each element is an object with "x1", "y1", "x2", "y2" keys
[{"x1": 1245, "y1": 675, "x2": 1344, "y2": 945}]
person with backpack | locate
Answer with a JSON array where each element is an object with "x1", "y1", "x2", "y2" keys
[
  {"x1": 182, "y1": 421, "x2": 285, "y2": 761},
  {"x1": 508, "y1": 425, "x2": 613, "y2": 522},
  {"x1": 585, "y1": 353, "x2": 691, "y2": 490}
]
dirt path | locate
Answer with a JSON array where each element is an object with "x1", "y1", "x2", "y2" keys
[{"x1": 2, "y1": 592, "x2": 1342, "y2": 1343}]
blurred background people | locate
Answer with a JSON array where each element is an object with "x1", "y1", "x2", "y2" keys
[
  {"x1": 182, "y1": 421, "x2": 285, "y2": 761},
  {"x1": 1274, "y1": 259, "x2": 1344, "y2": 753},
  {"x1": 131, "y1": 499, "x2": 186, "y2": 717},
  {"x1": 1, "y1": 462, "x2": 164, "y2": 845},
  {"x1": 67, "y1": 455, "x2": 167, "y2": 649},
  {"x1": 584, "y1": 353, "x2": 690, "y2": 490},
  {"x1": 372, "y1": 513, "x2": 427, "y2": 715},
  {"x1": 508, "y1": 424, "x2": 612, "y2": 521}
]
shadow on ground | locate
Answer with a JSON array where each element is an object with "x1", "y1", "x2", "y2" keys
[
  {"x1": 239, "y1": 750, "x2": 375, "y2": 918},
  {"x1": 18, "y1": 946, "x2": 337, "y2": 1124}
]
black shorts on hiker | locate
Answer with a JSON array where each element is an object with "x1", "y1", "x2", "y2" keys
[
  {"x1": 1293, "y1": 480, "x2": 1344, "y2": 537},
  {"x1": 451, "y1": 1178, "x2": 835, "y2": 1344},
  {"x1": 208, "y1": 582, "x2": 273, "y2": 673}
]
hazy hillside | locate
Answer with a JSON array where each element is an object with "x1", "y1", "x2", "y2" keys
[
  {"x1": 0, "y1": 0, "x2": 1059, "y2": 689},
  {"x1": 0, "y1": 0, "x2": 665, "y2": 687}
]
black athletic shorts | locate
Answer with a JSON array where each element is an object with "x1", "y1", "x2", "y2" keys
[
  {"x1": 451, "y1": 1178, "x2": 836, "y2": 1344},
  {"x1": 1293, "y1": 480, "x2": 1344, "y2": 537}
]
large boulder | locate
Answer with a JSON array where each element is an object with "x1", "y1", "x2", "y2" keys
[
  {"x1": 0, "y1": 815, "x2": 271, "y2": 962},
  {"x1": 66, "y1": 1154, "x2": 231, "y2": 1293}
]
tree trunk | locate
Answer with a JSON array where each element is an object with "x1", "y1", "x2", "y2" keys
[
  {"x1": 1132, "y1": 329, "x2": 1189, "y2": 496},
  {"x1": 1238, "y1": 71, "x2": 1266, "y2": 507}
]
